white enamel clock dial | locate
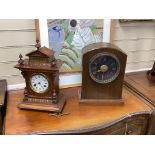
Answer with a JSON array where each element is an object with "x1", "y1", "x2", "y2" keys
[{"x1": 30, "y1": 74, "x2": 49, "y2": 93}]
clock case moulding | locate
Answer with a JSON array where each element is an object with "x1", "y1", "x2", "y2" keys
[
  {"x1": 14, "y1": 42, "x2": 66, "y2": 113},
  {"x1": 80, "y1": 42, "x2": 127, "y2": 105}
]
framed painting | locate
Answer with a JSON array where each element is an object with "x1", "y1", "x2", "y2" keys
[
  {"x1": 47, "y1": 19, "x2": 104, "y2": 73},
  {"x1": 36, "y1": 19, "x2": 111, "y2": 87}
]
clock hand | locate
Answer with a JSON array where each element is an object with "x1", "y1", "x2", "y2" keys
[
  {"x1": 97, "y1": 70, "x2": 101, "y2": 72},
  {"x1": 38, "y1": 82, "x2": 44, "y2": 89},
  {"x1": 97, "y1": 65, "x2": 109, "y2": 73}
]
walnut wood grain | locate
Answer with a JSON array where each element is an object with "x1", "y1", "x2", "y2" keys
[
  {"x1": 4, "y1": 86, "x2": 151, "y2": 135},
  {"x1": 14, "y1": 44, "x2": 65, "y2": 112}
]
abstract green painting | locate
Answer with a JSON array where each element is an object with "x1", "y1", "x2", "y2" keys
[{"x1": 47, "y1": 19, "x2": 103, "y2": 72}]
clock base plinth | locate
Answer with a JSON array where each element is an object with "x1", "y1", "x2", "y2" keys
[
  {"x1": 17, "y1": 93, "x2": 66, "y2": 113},
  {"x1": 79, "y1": 98, "x2": 124, "y2": 105}
]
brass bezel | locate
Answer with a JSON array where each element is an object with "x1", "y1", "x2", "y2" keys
[
  {"x1": 30, "y1": 73, "x2": 49, "y2": 94},
  {"x1": 89, "y1": 52, "x2": 120, "y2": 84}
]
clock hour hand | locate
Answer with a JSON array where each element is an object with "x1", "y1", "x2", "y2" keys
[
  {"x1": 97, "y1": 69, "x2": 101, "y2": 72},
  {"x1": 38, "y1": 82, "x2": 44, "y2": 89}
]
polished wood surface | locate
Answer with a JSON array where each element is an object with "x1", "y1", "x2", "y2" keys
[
  {"x1": 124, "y1": 71, "x2": 155, "y2": 134},
  {"x1": 124, "y1": 71, "x2": 155, "y2": 106},
  {"x1": 4, "y1": 86, "x2": 151, "y2": 135}
]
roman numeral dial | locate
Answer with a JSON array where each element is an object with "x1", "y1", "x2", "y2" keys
[{"x1": 89, "y1": 53, "x2": 120, "y2": 84}]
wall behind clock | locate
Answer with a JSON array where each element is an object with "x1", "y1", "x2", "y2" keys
[
  {"x1": 0, "y1": 19, "x2": 36, "y2": 86},
  {"x1": 0, "y1": 19, "x2": 155, "y2": 89},
  {"x1": 112, "y1": 20, "x2": 155, "y2": 72}
]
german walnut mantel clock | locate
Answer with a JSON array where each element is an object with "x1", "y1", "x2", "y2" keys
[
  {"x1": 15, "y1": 43, "x2": 66, "y2": 112},
  {"x1": 80, "y1": 42, "x2": 127, "y2": 105}
]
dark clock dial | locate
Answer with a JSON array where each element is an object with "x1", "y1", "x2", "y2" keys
[{"x1": 89, "y1": 53, "x2": 120, "y2": 84}]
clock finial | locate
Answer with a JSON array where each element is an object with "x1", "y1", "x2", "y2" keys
[
  {"x1": 35, "y1": 40, "x2": 41, "y2": 50},
  {"x1": 50, "y1": 57, "x2": 56, "y2": 67},
  {"x1": 52, "y1": 89, "x2": 57, "y2": 103},
  {"x1": 18, "y1": 54, "x2": 24, "y2": 65}
]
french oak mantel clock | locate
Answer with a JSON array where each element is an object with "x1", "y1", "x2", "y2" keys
[
  {"x1": 80, "y1": 42, "x2": 127, "y2": 105},
  {"x1": 15, "y1": 42, "x2": 66, "y2": 113}
]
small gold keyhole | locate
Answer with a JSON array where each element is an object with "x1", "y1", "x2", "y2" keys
[{"x1": 100, "y1": 65, "x2": 108, "y2": 73}]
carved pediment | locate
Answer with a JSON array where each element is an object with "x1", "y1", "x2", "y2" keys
[
  {"x1": 26, "y1": 50, "x2": 47, "y2": 57},
  {"x1": 26, "y1": 47, "x2": 54, "y2": 59}
]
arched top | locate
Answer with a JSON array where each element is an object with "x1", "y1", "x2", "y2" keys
[{"x1": 82, "y1": 42, "x2": 127, "y2": 56}]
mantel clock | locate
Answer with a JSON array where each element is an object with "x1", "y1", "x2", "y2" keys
[
  {"x1": 80, "y1": 42, "x2": 127, "y2": 105},
  {"x1": 15, "y1": 42, "x2": 66, "y2": 112}
]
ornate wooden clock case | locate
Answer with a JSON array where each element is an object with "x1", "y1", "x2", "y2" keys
[
  {"x1": 15, "y1": 43, "x2": 66, "y2": 113},
  {"x1": 80, "y1": 42, "x2": 127, "y2": 105}
]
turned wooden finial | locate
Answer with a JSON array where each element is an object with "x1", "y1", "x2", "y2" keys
[
  {"x1": 52, "y1": 89, "x2": 57, "y2": 103},
  {"x1": 35, "y1": 40, "x2": 41, "y2": 50},
  {"x1": 18, "y1": 54, "x2": 24, "y2": 65},
  {"x1": 51, "y1": 58, "x2": 56, "y2": 67}
]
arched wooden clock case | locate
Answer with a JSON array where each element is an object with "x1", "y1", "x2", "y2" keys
[
  {"x1": 15, "y1": 43, "x2": 66, "y2": 113},
  {"x1": 80, "y1": 42, "x2": 127, "y2": 105}
]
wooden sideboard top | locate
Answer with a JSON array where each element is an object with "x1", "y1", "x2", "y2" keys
[
  {"x1": 4, "y1": 86, "x2": 151, "y2": 135},
  {"x1": 124, "y1": 71, "x2": 155, "y2": 106}
]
